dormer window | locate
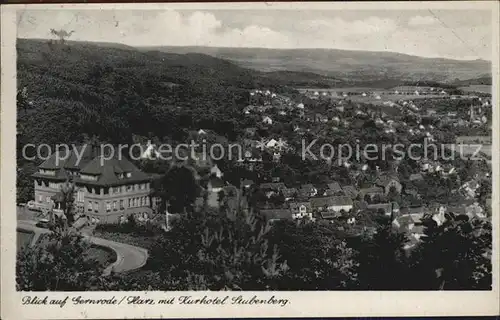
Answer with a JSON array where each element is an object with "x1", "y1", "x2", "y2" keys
[
  {"x1": 118, "y1": 173, "x2": 124, "y2": 179},
  {"x1": 39, "y1": 169, "x2": 56, "y2": 176},
  {"x1": 81, "y1": 174, "x2": 98, "y2": 181},
  {"x1": 126, "y1": 172, "x2": 132, "y2": 178}
]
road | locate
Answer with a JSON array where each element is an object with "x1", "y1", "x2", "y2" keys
[{"x1": 17, "y1": 219, "x2": 148, "y2": 275}]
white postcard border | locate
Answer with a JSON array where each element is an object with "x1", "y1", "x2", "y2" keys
[{"x1": 2, "y1": 2, "x2": 499, "y2": 318}]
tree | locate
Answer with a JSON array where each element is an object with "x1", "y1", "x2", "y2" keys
[
  {"x1": 364, "y1": 194, "x2": 372, "y2": 204},
  {"x1": 16, "y1": 229, "x2": 106, "y2": 291},
  {"x1": 49, "y1": 28, "x2": 75, "y2": 44},
  {"x1": 387, "y1": 186, "x2": 399, "y2": 202},
  {"x1": 353, "y1": 215, "x2": 409, "y2": 290},
  {"x1": 267, "y1": 221, "x2": 359, "y2": 290},
  {"x1": 147, "y1": 195, "x2": 289, "y2": 290},
  {"x1": 409, "y1": 214, "x2": 492, "y2": 290},
  {"x1": 51, "y1": 180, "x2": 77, "y2": 226},
  {"x1": 152, "y1": 166, "x2": 199, "y2": 214}
]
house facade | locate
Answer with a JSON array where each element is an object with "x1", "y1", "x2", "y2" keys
[
  {"x1": 289, "y1": 202, "x2": 313, "y2": 219},
  {"x1": 32, "y1": 147, "x2": 154, "y2": 224}
]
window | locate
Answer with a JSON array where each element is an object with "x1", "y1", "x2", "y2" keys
[
  {"x1": 146, "y1": 197, "x2": 150, "y2": 206},
  {"x1": 46, "y1": 196, "x2": 51, "y2": 203},
  {"x1": 128, "y1": 199, "x2": 132, "y2": 208},
  {"x1": 38, "y1": 195, "x2": 43, "y2": 203},
  {"x1": 126, "y1": 172, "x2": 132, "y2": 178},
  {"x1": 127, "y1": 185, "x2": 133, "y2": 192},
  {"x1": 81, "y1": 174, "x2": 98, "y2": 181},
  {"x1": 120, "y1": 200, "x2": 124, "y2": 210},
  {"x1": 122, "y1": 186, "x2": 126, "y2": 193},
  {"x1": 77, "y1": 190, "x2": 85, "y2": 202},
  {"x1": 118, "y1": 173, "x2": 124, "y2": 179},
  {"x1": 87, "y1": 202, "x2": 92, "y2": 212},
  {"x1": 113, "y1": 201, "x2": 117, "y2": 211},
  {"x1": 106, "y1": 202, "x2": 111, "y2": 212},
  {"x1": 140, "y1": 183, "x2": 145, "y2": 190},
  {"x1": 94, "y1": 202, "x2": 99, "y2": 213}
]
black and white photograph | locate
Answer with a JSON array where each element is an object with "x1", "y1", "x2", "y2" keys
[{"x1": 1, "y1": 1, "x2": 499, "y2": 318}]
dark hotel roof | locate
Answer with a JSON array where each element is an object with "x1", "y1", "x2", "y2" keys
[{"x1": 33, "y1": 146, "x2": 152, "y2": 187}]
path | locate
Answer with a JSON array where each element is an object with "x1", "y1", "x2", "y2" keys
[{"x1": 17, "y1": 220, "x2": 148, "y2": 275}]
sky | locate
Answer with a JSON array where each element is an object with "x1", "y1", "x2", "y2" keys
[{"x1": 17, "y1": 8, "x2": 493, "y2": 60}]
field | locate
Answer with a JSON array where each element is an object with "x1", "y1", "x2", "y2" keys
[
  {"x1": 458, "y1": 85, "x2": 491, "y2": 94},
  {"x1": 348, "y1": 94, "x2": 449, "y2": 105},
  {"x1": 296, "y1": 87, "x2": 377, "y2": 93}
]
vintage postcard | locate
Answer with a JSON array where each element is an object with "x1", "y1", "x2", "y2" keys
[{"x1": 1, "y1": 1, "x2": 499, "y2": 319}]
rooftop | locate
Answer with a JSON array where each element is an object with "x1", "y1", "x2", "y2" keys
[{"x1": 34, "y1": 146, "x2": 152, "y2": 187}]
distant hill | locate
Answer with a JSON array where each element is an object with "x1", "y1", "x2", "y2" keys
[
  {"x1": 142, "y1": 46, "x2": 491, "y2": 83},
  {"x1": 451, "y1": 76, "x2": 492, "y2": 86},
  {"x1": 18, "y1": 38, "x2": 357, "y2": 90}
]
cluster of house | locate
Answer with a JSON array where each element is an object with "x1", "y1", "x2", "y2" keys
[
  {"x1": 247, "y1": 90, "x2": 292, "y2": 109},
  {"x1": 393, "y1": 200, "x2": 488, "y2": 249},
  {"x1": 299, "y1": 86, "x2": 450, "y2": 100},
  {"x1": 256, "y1": 173, "x2": 402, "y2": 222}
]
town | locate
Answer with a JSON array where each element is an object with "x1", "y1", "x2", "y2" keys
[{"x1": 14, "y1": 10, "x2": 493, "y2": 293}]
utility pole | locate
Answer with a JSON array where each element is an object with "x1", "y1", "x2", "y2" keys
[
  {"x1": 164, "y1": 201, "x2": 170, "y2": 231},
  {"x1": 390, "y1": 201, "x2": 395, "y2": 228}
]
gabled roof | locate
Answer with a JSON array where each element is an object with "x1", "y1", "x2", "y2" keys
[
  {"x1": 327, "y1": 182, "x2": 342, "y2": 193},
  {"x1": 342, "y1": 185, "x2": 359, "y2": 199},
  {"x1": 241, "y1": 179, "x2": 254, "y2": 187},
  {"x1": 310, "y1": 196, "x2": 353, "y2": 208},
  {"x1": 323, "y1": 189, "x2": 339, "y2": 196},
  {"x1": 399, "y1": 206, "x2": 426, "y2": 215},
  {"x1": 393, "y1": 213, "x2": 424, "y2": 231},
  {"x1": 260, "y1": 182, "x2": 285, "y2": 191},
  {"x1": 446, "y1": 206, "x2": 467, "y2": 215},
  {"x1": 409, "y1": 173, "x2": 424, "y2": 181},
  {"x1": 367, "y1": 202, "x2": 399, "y2": 214},
  {"x1": 375, "y1": 174, "x2": 400, "y2": 187},
  {"x1": 359, "y1": 187, "x2": 384, "y2": 196},
  {"x1": 300, "y1": 184, "x2": 316, "y2": 192},
  {"x1": 208, "y1": 177, "x2": 225, "y2": 189},
  {"x1": 289, "y1": 202, "x2": 312, "y2": 212},
  {"x1": 38, "y1": 145, "x2": 95, "y2": 170},
  {"x1": 282, "y1": 187, "x2": 298, "y2": 197},
  {"x1": 320, "y1": 211, "x2": 342, "y2": 219}
]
